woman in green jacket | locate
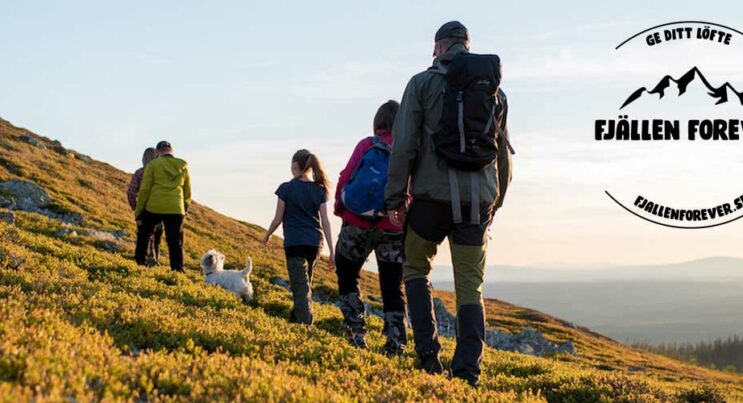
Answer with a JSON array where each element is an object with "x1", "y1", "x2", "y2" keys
[{"x1": 134, "y1": 141, "x2": 191, "y2": 272}]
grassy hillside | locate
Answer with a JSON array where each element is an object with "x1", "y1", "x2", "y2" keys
[{"x1": 1, "y1": 117, "x2": 742, "y2": 402}]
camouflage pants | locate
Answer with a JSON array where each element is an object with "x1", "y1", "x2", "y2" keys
[
  {"x1": 337, "y1": 292, "x2": 407, "y2": 351},
  {"x1": 335, "y1": 223, "x2": 406, "y2": 349},
  {"x1": 335, "y1": 223, "x2": 404, "y2": 264},
  {"x1": 383, "y1": 311, "x2": 408, "y2": 353}
]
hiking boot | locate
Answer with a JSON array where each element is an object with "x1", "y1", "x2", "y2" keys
[
  {"x1": 347, "y1": 330, "x2": 368, "y2": 349},
  {"x1": 451, "y1": 304, "x2": 485, "y2": 387},
  {"x1": 383, "y1": 340, "x2": 405, "y2": 357},
  {"x1": 338, "y1": 292, "x2": 366, "y2": 334},
  {"x1": 382, "y1": 311, "x2": 407, "y2": 356},
  {"x1": 419, "y1": 352, "x2": 444, "y2": 374},
  {"x1": 405, "y1": 279, "x2": 441, "y2": 365}
]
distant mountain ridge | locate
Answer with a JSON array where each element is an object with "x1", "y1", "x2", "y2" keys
[
  {"x1": 620, "y1": 66, "x2": 743, "y2": 109},
  {"x1": 431, "y1": 256, "x2": 743, "y2": 283}
]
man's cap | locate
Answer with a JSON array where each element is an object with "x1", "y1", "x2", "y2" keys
[
  {"x1": 435, "y1": 21, "x2": 469, "y2": 42},
  {"x1": 156, "y1": 141, "x2": 172, "y2": 151}
]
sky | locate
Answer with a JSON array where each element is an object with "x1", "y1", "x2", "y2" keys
[{"x1": 2, "y1": 0, "x2": 743, "y2": 272}]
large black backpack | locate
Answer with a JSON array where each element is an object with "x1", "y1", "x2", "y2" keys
[{"x1": 432, "y1": 52, "x2": 514, "y2": 171}]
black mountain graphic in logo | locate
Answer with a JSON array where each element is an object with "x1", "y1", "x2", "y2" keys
[{"x1": 620, "y1": 67, "x2": 743, "y2": 109}]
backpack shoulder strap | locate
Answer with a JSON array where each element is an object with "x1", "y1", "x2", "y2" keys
[
  {"x1": 369, "y1": 136, "x2": 391, "y2": 152},
  {"x1": 495, "y1": 91, "x2": 515, "y2": 155}
]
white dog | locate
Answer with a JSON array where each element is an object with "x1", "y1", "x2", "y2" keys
[{"x1": 200, "y1": 249, "x2": 254, "y2": 304}]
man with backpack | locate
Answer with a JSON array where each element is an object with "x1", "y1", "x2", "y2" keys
[
  {"x1": 385, "y1": 21, "x2": 513, "y2": 386},
  {"x1": 334, "y1": 100, "x2": 407, "y2": 356}
]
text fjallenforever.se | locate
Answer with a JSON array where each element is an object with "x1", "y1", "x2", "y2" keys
[
  {"x1": 635, "y1": 195, "x2": 743, "y2": 222},
  {"x1": 595, "y1": 117, "x2": 743, "y2": 140}
]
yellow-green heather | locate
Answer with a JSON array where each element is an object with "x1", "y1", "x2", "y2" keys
[{"x1": 0, "y1": 117, "x2": 741, "y2": 402}]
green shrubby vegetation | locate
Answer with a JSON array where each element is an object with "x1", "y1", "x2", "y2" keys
[{"x1": 1, "y1": 118, "x2": 742, "y2": 401}]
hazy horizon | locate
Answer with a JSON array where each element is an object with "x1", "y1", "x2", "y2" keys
[
  {"x1": 431, "y1": 257, "x2": 743, "y2": 343},
  {"x1": 435, "y1": 279, "x2": 742, "y2": 344}
]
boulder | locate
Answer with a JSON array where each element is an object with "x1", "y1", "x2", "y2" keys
[
  {"x1": 518, "y1": 344, "x2": 535, "y2": 355},
  {"x1": 74, "y1": 152, "x2": 93, "y2": 163},
  {"x1": 19, "y1": 135, "x2": 46, "y2": 149},
  {"x1": 58, "y1": 211, "x2": 84, "y2": 225},
  {"x1": 431, "y1": 297, "x2": 577, "y2": 357},
  {"x1": 84, "y1": 229, "x2": 126, "y2": 242},
  {"x1": 53, "y1": 227, "x2": 127, "y2": 251},
  {"x1": 97, "y1": 240, "x2": 126, "y2": 253},
  {"x1": 51, "y1": 140, "x2": 75, "y2": 158},
  {"x1": 54, "y1": 227, "x2": 78, "y2": 238},
  {"x1": 0, "y1": 211, "x2": 14, "y2": 225},
  {"x1": 433, "y1": 297, "x2": 457, "y2": 337},
  {"x1": 0, "y1": 179, "x2": 52, "y2": 210},
  {"x1": 556, "y1": 341, "x2": 577, "y2": 355},
  {"x1": 485, "y1": 326, "x2": 578, "y2": 357},
  {"x1": 0, "y1": 196, "x2": 14, "y2": 209},
  {"x1": 0, "y1": 180, "x2": 84, "y2": 225}
]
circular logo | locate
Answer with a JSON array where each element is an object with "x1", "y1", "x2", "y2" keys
[{"x1": 596, "y1": 21, "x2": 743, "y2": 229}]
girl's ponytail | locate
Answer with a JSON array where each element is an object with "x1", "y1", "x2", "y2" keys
[{"x1": 292, "y1": 149, "x2": 331, "y2": 194}]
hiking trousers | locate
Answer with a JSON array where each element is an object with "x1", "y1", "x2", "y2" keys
[
  {"x1": 335, "y1": 222, "x2": 405, "y2": 313},
  {"x1": 140, "y1": 221, "x2": 163, "y2": 265},
  {"x1": 403, "y1": 200, "x2": 492, "y2": 307},
  {"x1": 403, "y1": 199, "x2": 492, "y2": 385},
  {"x1": 150, "y1": 222, "x2": 163, "y2": 264},
  {"x1": 136, "y1": 210, "x2": 184, "y2": 272},
  {"x1": 284, "y1": 245, "x2": 320, "y2": 325},
  {"x1": 334, "y1": 223, "x2": 407, "y2": 350}
]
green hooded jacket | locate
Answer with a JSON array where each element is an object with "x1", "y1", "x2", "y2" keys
[
  {"x1": 385, "y1": 43, "x2": 512, "y2": 212},
  {"x1": 134, "y1": 154, "x2": 192, "y2": 217}
]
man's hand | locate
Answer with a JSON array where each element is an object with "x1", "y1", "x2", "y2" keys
[
  {"x1": 388, "y1": 205, "x2": 407, "y2": 227},
  {"x1": 261, "y1": 233, "x2": 272, "y2": 247}
]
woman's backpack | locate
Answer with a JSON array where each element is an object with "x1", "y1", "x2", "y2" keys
[{"x1": 341, "y1": 137, "x2": 391, "y2": 220}]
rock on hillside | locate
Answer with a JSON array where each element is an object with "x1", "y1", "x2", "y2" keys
[{"x1": 0, "y1": 179, "x2": 84, "y2": 225}]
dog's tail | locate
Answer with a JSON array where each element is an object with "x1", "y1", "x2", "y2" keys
[{"x1": 242, "y1": 257, "x2": 253, "y2": 279}]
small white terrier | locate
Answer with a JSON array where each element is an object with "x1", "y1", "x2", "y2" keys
[{"x1": 200, "y1": 249, "x2": 254, "y2": 304}]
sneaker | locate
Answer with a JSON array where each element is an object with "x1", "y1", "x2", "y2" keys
[{"x1": 347, "y1": 331, "x2": 368, "y2": 349}]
